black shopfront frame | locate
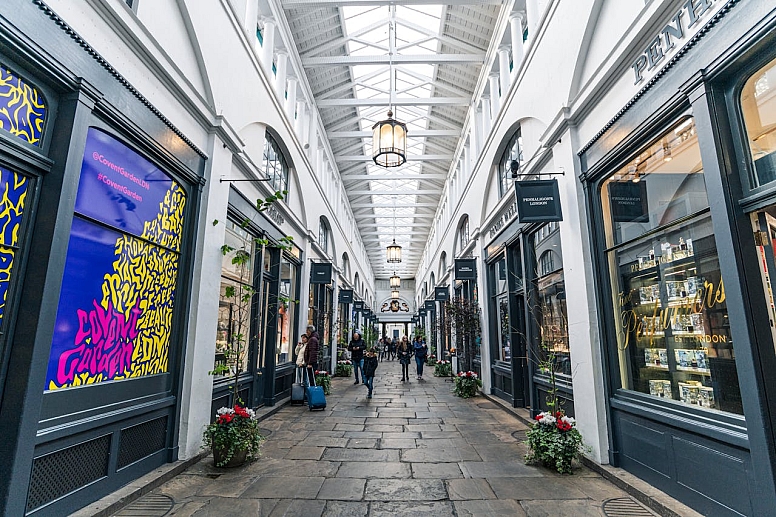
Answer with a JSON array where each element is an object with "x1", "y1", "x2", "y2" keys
[{"x1": 581, "y1": 2, "x2": 776, "y2": 515}]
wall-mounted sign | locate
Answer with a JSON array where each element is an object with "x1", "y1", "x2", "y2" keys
[
  {"x1": 454, "y1": 258, "x2": 477, "y2": 280},
  {"x1": 354, "y1": 301, "x2": 364, "y2": 312},
  {"x1": 435, "y1": 286, "x2": 449, "y2": 302},
  {"x1": 424, "y1": 300, "x2": 436, "y2": 312},
  {"x1": 418, "y1": 308, "x2": 427, "y2": 317},
  {"x1": 363, "y1": 308, "x2": 372, "y2": 318},
  {"x1": 310, "y1": 262, "x2": 332, "y2": 284},
  {"x1": 514, "y1": 179, "x2": 563, "y2": 223},
  {"x1": 608, "y1": 181, "x2": 649, "y2": 223},
  {"x1": 630, "y1": 0, "x2": 732, "y2": 86},
  {"x1": 338, "y1": 289, "x2": 354, "y2": 304}
]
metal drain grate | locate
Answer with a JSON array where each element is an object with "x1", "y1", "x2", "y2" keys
[
  {"x1": 114, "y1": 494, "x2": 173, "y2": 516},
  {"x1": 512, "y1": 430, "x2": 527, "y2": 440},
  {"x1": 602, "y1": 497, "x2": 656, "y2": 517}
]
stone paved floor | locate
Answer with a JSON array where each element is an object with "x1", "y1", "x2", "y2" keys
[{"x1": 137, "y1": 365, "x2": 643, "y2": 517}]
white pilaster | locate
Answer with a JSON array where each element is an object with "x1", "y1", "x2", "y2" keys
[
  {"x1": 260, "y1": 20, "x2": 276, "y2": 78},
  {"x1": 509, "y1": 12, "x2": 526, "y2": 76},
  {"x1": 274, "y1": 51, "x2": 288, "y2": 99},
  {"x1": 464, "y1": 145, "x2": 471, "y2": 179},
  {"x1": 244, "y1": 0, "x2": 259, "y2": 36},
  {"x1": 294, "y1": 100, "x2": 306, "y2": 137},
  {"x1": 498, "y1": 47, "x2": 511, "y2": 100},
  {"x1": 308, "y1": 117, "x2": 317, "y2": 160},
  {"x1": 285, "y1": 78, "x2": 298, "y2": 120},
  {"x1": 482, "y1": 96, "x2": 492, "y2": 136},
  {"x1": 489, "y1": 73, "x2": 501, "y2": 116},
  {"x1": 525, "y1": 0, "x2": 539, "y2": 45},
  {"x1": 474, "y1": 107, "x2": 484, "y2": 158},
  {"x1": 316, "y1": 147, "x2": 324, "y2": 178}
]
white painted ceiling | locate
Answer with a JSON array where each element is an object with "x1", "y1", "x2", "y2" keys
[{"x1": 279, "y1": 0, "x2": 506, "y2": 279}]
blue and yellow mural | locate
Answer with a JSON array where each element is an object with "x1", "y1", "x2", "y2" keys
[
  {"x1": 0, "y1": 66, "x2": 46, "y2": 146},
  {"x1": 47, "y1": 128, "x2": 186, "y2": 390},
  {"x1": 0, "y1": 168, "x2": 28, "y2": 322}
]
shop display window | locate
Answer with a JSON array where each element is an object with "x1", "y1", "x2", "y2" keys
[
  {"x1": 601, "y1": 118, "x2": 743, "y2": 414},
  {"x1": 276, "y1": 256, "x2": 297, "y2": 365},
  {"x1": 532, "y1": 226, "x2": 570, "y2": 376},
  {"x1": 741, "y1": 56, "x2": 776, "y2": 188}
]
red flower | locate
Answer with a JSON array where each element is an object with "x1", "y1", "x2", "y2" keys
[
  {"x1": 535, "y1": 414, "x2": 543, "y2": 421},
  {"x1": 556, "y1": 421, "x2": 571, "y2": 432},
  {"x1": 218, "y1": 413, "x2": 234, "y2": 425}
]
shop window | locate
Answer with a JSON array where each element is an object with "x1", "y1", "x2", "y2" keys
[
  {"x1": 47, "y1": 128, "x2": 186, "y2": 390},
  {"x1": 741, "y1": 56, "x2": 776, "y2": 188},
  {"x1": 0, "y1": 65, "x2": 47, "y2": 147},
  {"x1": 0, "y1": 168, "x2": 30, "y2": 324},
  {"x1": 319, "y1": 216, "x2": 329, "y2": 253},
  {"x1": 216, "y1": 221, "x2": 256, "y2": 377},
  {"x1": 263, "y1": 133, "x2": 288, "y2": 193},
  {"x1": 533, "y1": 228, "x2": 570, "y2": 376},
  {"x1": 600, "y1": 117, "x2": 743, "y2": 414},
  {"x1": 458, "y1": 216, "x2": 470, "y2": 253},
  {"x1": 276, "y1": 256, "x2": 298, "y2": 365},
  {"x1": 498, "y1": 128, "x2": 524, "y2": 198},
  {"x1": 490, "y1": 258, "x2": 510, "y2": 362}
]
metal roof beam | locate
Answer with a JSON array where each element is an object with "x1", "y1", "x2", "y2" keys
[
  {"x1": 303, "y1": 54, "x2": 486, "y2": 66},
  {"x1": 342, "y1": 174, "x2": 446, "y2": 181},
  {"x1": 284, "y1": 0, "x2": 504, "y2": 5},
  {"x1": 317, "y1": 97, "x2": 470, "y2": 107},
  {"x1": 350, "y1": 202, "x2": 439, "y2": 208},
  {"x1": 337, "y1": 155, "x2": 452, "y2": 162},
  {"x1": 328, "y1": 130, "x2": 459, "y2": 138},
  {"x1": 349, "y1": 190, "x2": 441, "y2": 195}
]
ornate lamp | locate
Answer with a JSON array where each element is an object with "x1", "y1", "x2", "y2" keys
[
  {"x1": 390, "y1": 273, "x2": 401, "y2": 289},
  {"x1": 372, "y1": 111, "x2": 407, "y2": 167},
  {"x1": 386, "y1": 238, "x2": 402, "y2": 263},
  {"x1": 391, "y1": 290, "x2": 400, "y2": 300}
]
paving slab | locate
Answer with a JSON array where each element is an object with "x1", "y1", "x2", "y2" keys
[
  {"x1": 322, "y1": 448, "x2": 399, "y2": 462},
  {"x1": 336, "y1": 461, "x2": 411, "y2": 479},
  {"x1": 244, "y1": 476, "x2": 325, "y2": 499},
  {"x1": 520, "y1": 499, "x2": 606, "y2": 517},
  {"x1": 445, "y1": 479, "x2": 497, "y2": 500},
  {"x1": 284, "y1": 446, "x2": 325, "y2": 460},
  {"x1": 268, "y1": 499, "x2": 327, "y2": 517},
  {"x1": 411, "y1": 463, "x2": 464, "y2": 479},
  {"x1": 454, "y1": 499, "x2": 528, "y2": 516},
  {"x1": 364, "y1": 479, "x2": 447, "y2": 501},
  {"x1": 380, "y1": 438, "x2": 417, "y2": 449},
  {"x1": 459, "y1": 461, "x2": 545, "y2": 478},
  {"x1": 322, "y1": 501, "x2": 369, "y2": 517},
  {"x1": 368, "y1": 501, "x2": 455, "y2": 516},
  {"x1": 487, "y1": 477, "x2": 587, "y2": 499},
  {"x1": 316, "y1": 478, "x2": 365, "y2": 500}
]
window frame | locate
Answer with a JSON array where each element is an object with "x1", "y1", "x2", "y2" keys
[
  {"x1": 263, "y1": 133, "x2": 289, "y2": 194},
  {"x1": 498, "y1": 128, "x2": 524, "y2": 198}
]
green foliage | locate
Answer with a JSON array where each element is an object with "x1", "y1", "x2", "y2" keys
[
  {"x1": 314, "y1": 370, "x2": 331, "y2": 395},
  {"x1": 453, "y1": 372, "x2": 482, "y2": 398},
  {"x1": 335, "y1": 361, "x2": 353, "y2": 377},
  {"x1": 361, "y1": 325, "x2": 378, "y2": 348},
  {"x1": 433, "y1": 360, "x2": 452, "y2": 377},
  {"x1": 425, "y1": 354, "x2": 437, "y2": 367}
]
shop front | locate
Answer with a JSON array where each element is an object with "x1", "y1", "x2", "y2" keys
[
  {"x1": 581, "y1": 1, "x2": 776, "y2": 514},
  {"x1": 212, "y1": 188, "x2": 302, "y2": 413},
  {"x1": 308, "y1": 262, "x2": 334, "y2": 371}
]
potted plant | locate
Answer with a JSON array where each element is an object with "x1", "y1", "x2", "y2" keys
[
  {"x1": 453, "y1": 370, "x2": 482, "y2": 398},
  {"x1": 335, "y1": 360, "x2": 353, "y2": 377},
  {"x1": 525, "y1": 409, "x2": 583, "y2": 474},
  {"x1": 425, "y1": 353, "x2": 436, "y2": 367},
  {"x1": 314, "y1": 370, "x2": 332, "y2": 394},
  {"x1": 434, "y1": 359, "x2": 452, "y2": 377},
  {"x1": 204, "y1": 405, "x2": 264, "y2": 467}
]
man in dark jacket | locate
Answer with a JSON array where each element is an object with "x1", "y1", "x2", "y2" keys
[
  {"x1": 304, "y1": 325, "x2": 319, "y2": 386},
  {"x1": 362, "y1": 347, "x2": 379, "y2": 399},
  {"x1": 348, "y1": 331, "x2": 365, "y2": 384}
]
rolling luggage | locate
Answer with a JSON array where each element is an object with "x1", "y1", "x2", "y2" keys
[
  {"x1": 306, "y1": 369, "x2": 326, "y2": 411},
  {"x1": 291, "y1": 367, "x2": 305, "y2": 405}
]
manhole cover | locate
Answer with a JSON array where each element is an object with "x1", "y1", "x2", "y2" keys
[
  {"x1": 259, "y1": 428, "x2": 272, "y2": 437},
  {"x1": 602, "y1": 497, "x2": 656, "y2": 517},
  {"x1": 114, "y1": 494, "x2": 173, "y2": 516},
  {"x1": 476, "y1": 402, "x2": 499, "y2": 409},
  {"x1": 512, "y1": 430, "x2": 527, "y2": 440}
]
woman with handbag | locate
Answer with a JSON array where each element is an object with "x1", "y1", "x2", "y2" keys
[{"x1": 397, "y1": 338, "x2": 412, "y2": 382}]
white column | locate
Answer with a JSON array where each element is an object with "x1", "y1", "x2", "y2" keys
[
  {"x1": 482, "y1": 96, "x2": 492, "y2": 136},
  {"x1": 260, "y1": 19, "x2": 275, "y2": 78},
  {"x1": 244, "y1": 0, "x2": 259, "y2": 36},
  {"x1": 498, "y1": 47, "x2": 511, "y2": 99},
  {"x1": 316, "y1": 147, "x2": 324, "y2": 178},
  {"x1": 295, "y1": 100, "x2": 306, "y2": 137},
  {"x1": 463, "y1": 145, "x2": 471, "y2": 178},
  {"x1": 509, "y1": 12, "x2": 526, "y2": 75},
  {"x1": 285, "y1": 78, "x2": 298, "y2": 120},
  {"x1": 489, "y1": 73, "x2": 501, "y2": 116},
  {"x1": 308, "y1": 117, "x2": 318, "y2": 160},
  {"x1": 474, "y1": 107, "x2": 484, "y2": 157},
  {"x1": 525, "y1": 0, "x2": 539, "y2": 45},
  {"x1": 274, "y1": 51, "x2": 288, "y2": 98}
]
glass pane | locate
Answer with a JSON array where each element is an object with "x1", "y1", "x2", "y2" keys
[
  {"x1": 601, "y1": 118, "x2": 708, "y2": 247},
  {"x1": 215, "y1": 278, "x2": 251, "y2": 377},
  {"x1": 608, "y1": 212, "x2": 742, "y2": 414},
  {"x1": 497, "y1": 294, "x2": 511, "y2": 361},
  {"x1": 276, "y1": 257, "x2": 297, "y2": 365},
  {"x1": 222, "y1": 222, "x2": 254, "y2": 282},
  {"x1": 0, "y1": 168, "x2": 29, "y2": 323},
  {"x1": 741, "y1": 56, "x2": 776, "y2": 187},
  {"x1": 0, "y1": 65, "x2": 47, "y2": 146},
  {"x1": 534, "y1": 226, "x2": 570, "y2": 377}
]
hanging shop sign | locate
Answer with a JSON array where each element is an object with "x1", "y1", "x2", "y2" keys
[
  {"x1": 630, "y1": 0, "x2": 733, "y2": 86},
  {"x1": 424, "y1": 300, "x2": 436, "y2": 312},
  {"x1": 338, "y1": 289, "x2": 354, "y2": 304},
  {"x1": 435, "y1": 286, "x2": 450, "y2": 302},
  {"x1": 47, "y1": 127, "x2": 187, "y2": 390},
  {"x1": 363, "y1": 308, "x2": 372, "y2": 318},
  {"x1": 354, "y1": 301, "x2": 364, "y2": 312},
  {"x1": 454, "y1": 258, "x2": 478, "y2": 280},
  {"x1": 310, "y1": 262, "x2": 332, "y2": 284},
  {"x1": 514, "y1": 179, "x2": 563, "y2": 223},
  {"x1": 608, "y1": 181, "x2": 649, "y2": 223},
  {"x1": 418, "y1": 308, "x2": 427, "y2": 317}
]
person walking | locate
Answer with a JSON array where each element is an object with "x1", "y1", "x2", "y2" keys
[
  {"x1": 348, "y1": 331, "x2": 366, "y2": 385},
  {"x1": 304, "y1": 325, "x2": 319, "y2": 386},
  {"x1": 413, "y1": 335, "x2": 428, "y2": 380},
  {"x1": 397, "y1": 338, "x2": 412, "y2": 382},
  {"x1": 388, "y1": 337, "x2": 397, "y2": 361},
  {"x1": 362, "y1": 347, "x2": 379, "y2": 398}
]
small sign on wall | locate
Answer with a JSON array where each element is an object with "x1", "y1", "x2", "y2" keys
[
  {"x1": 338, "y1": 289, "x2": 354, "y2": 304},
  {"x1": 354, "y1": 301, "x2": 364, "y2": 312},
  {"x1": 435, "y1": 286, "x2": 449, "y2": 301},
  {"x1": 424, "y1": 300, "x2": 436, "y2": 312},
  {"x1": 608, "y1": 181, "x2": 649, "y2": 223},
  {"x1": 454, "y1": 258, "x2": 477, "y2": 280},
  {"x1": 310, "y1": 262, "x2": 332, "y2": 284},
  {"x1": 418, "y1": 308, "x2": 427, "y2": 317},
  {"x1": 514, "y1": 179, "x2": 563, "y2": 223}
]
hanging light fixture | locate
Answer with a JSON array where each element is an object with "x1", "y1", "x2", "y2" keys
[
  {"x1": 372, "y1": 18, "x2": 407, "y2": 168},
  {"x1": 391, "y1": 290, "x2": 400, "y2": 300},
  {"x1": 390, "y1": 272, "x2": 401, "y2": 288},
  {"x1": 386, "y1": 238, "x2": 402, "y2": 263}
]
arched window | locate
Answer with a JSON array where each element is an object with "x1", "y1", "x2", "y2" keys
[
  {"x1": 263, "y1": 132, "x2": 289, "y2": 193},
  {"x1": 439, "y1": 251, "x2": 447, "y2": 277},
  {"x1": 498, "y1": 128, "x2": 523, "y2": 198},
  {"x1": 341, "y1": 253, "x2": 350, "y2": 280},
  {"x1": 319, "y1": 217, "x2": 329, "y2": 254},
  {"x1": 354, "y1": 272, "x2": 360, "y2": 294},
  {"x1": 430, "y1": 272, "x2": 436, "y2": 289},
  {"x1": 458, "y1": 216, "x2": 470, "y2": 254},
  {"x1": 538, "y1": 250, "x2": 555, "y2": 277}
]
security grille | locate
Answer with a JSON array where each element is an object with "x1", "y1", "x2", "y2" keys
[
  {"x1": 26, "y1": 435, "x2": 110, "y2": 512},
  {"x1": 117, "y1": 416, "x2": 168, "y2": 469},
  {"x1": 602, "y1": 497, "x2": 657, "y2": 516},
  {"x1": 114, "y1": 494, "x2": 173, "y2": 516}
]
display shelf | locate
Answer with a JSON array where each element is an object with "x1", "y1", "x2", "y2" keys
[{"x1": 676, "y1": 366, "x2": 711, "y2": 375}]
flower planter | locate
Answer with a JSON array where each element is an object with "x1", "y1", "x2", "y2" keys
[
  {"x1": 434, "y1": 360, "x2": 451, "y2": 377},
  {"x1": 213, "y1": 445, "x2": 248, "y2": 468},
  {"x1": 453, "y1": 371, "x2": 482, "y2": 398},
  {"x1": 525, "y1": 411, "x2": 584, "y2": 474}
]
